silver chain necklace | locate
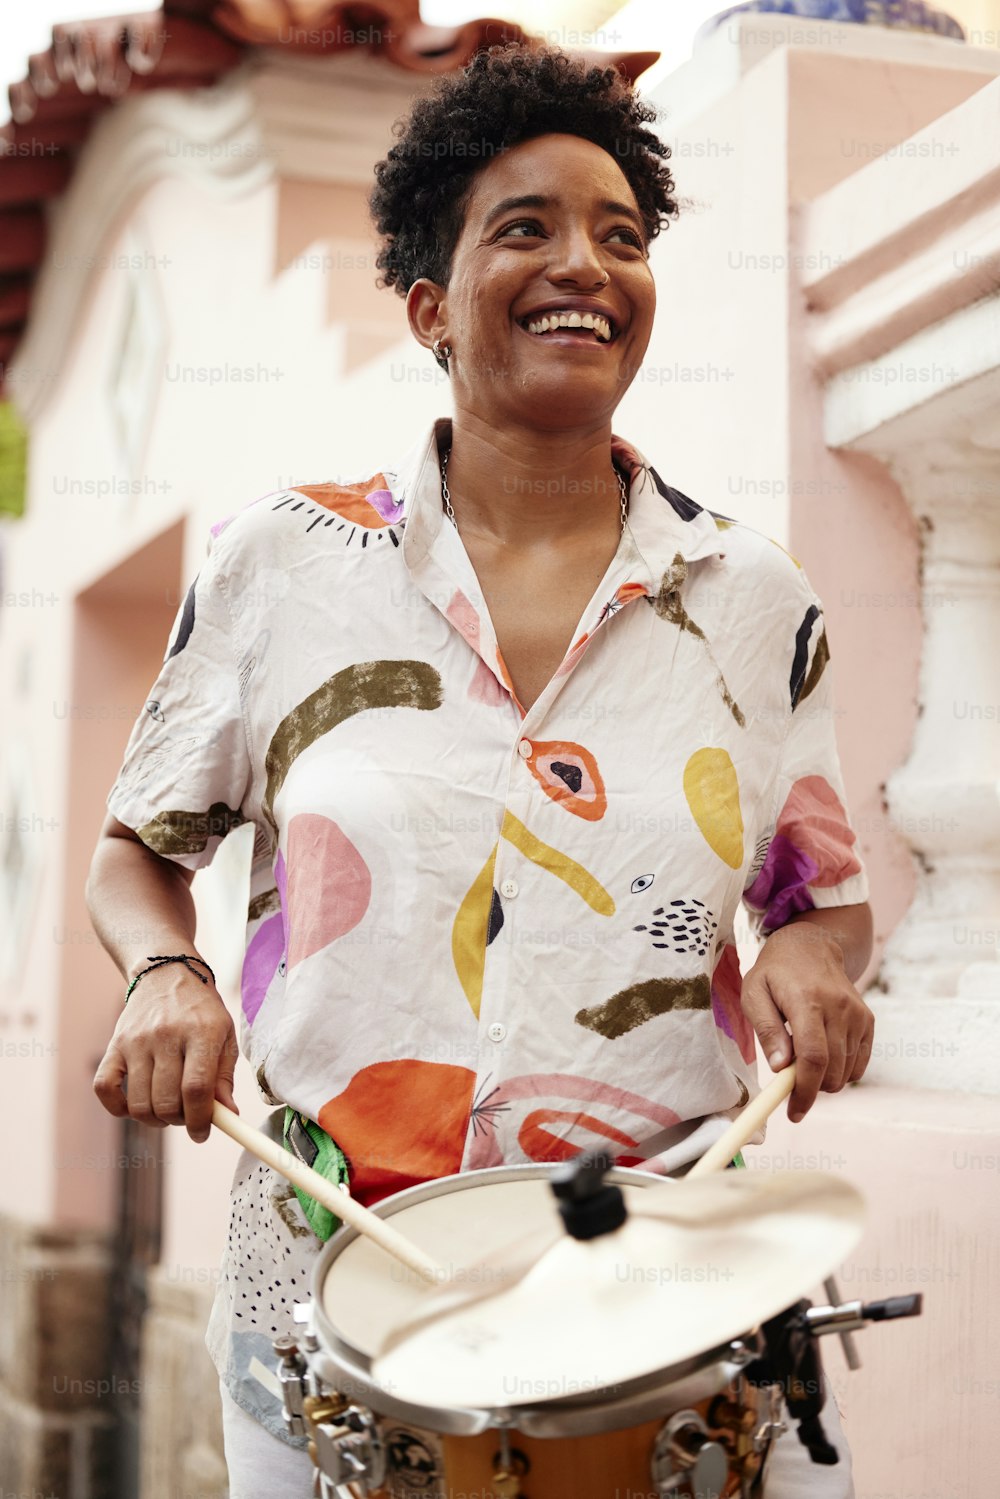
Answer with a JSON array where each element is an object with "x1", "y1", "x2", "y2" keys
[{"x1": 439, "y1": 446, "x2": 629, "y2": 534}]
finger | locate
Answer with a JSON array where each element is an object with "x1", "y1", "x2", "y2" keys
[
  {"x1": 93, "y1": 1047, "x2": 129, "y2": 1118},
  {"x1": 849, "y1": 1014, "x2": 875, "y2": 1083},
  {"x1": 822, "y1": 1014, "x2": 856, "y2": 1093},
  {"x1": 787, "y1": 1015, "x2": 828, "y2": 1122},
  {"x1": 825, "y1": 993, "x2": 873, "y2": 1091},
  {"x1": 739, "y1": 976, "x2": 793, "y2": 1071},
  {"x1": 122, "y1": 1054, "x2": 167, "y2": 1129},
  {"x1": 214, "y1": 1023, "x2": 240, "y2": 1116},
  {"x1": 181, "y1": 1038, "x2": 220, "y2": 1143},
  {"x1": 149, "y1": 1045, "x2": 185, "y2": 1127}
]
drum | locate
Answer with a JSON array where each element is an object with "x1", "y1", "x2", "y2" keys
[{"x1": 274, "y1": 1162, "x2": 868, "y2": 1499}]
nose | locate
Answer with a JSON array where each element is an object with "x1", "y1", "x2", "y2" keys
[{"x1": 545, "y1": 225, "x2": 608, "y2": 288}]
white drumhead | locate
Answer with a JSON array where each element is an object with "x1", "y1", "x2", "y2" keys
[{"x1": 320, "y1": 1175, "x2": 567, "y2": 1358}]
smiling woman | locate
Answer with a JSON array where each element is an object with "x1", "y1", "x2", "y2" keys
[
  {"x1": 363, "y1": 49, "x2": 683, "y2": 712},
  {"x1": 88, "y1": 39, "x2": 873, "y2": 1499}
]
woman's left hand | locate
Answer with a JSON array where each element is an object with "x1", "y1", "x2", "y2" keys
[{"x1": 739, "y1": 921, "x2": 875, "y2": 1122}]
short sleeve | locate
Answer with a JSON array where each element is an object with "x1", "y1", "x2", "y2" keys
[
  {"x1": 105, "y1": 532, "x2": 252, "y2": 872},
  {"x1": 742, "y1": 577, "x2": 869, "y2": 940}
]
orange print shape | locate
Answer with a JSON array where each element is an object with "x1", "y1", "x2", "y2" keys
[
  {"x1": 318, "y1": 1059, "x2": 475, "y2": 1202},
  {"x1": 525, "y1": 740, "x2": 607, "y2": 821},
  {"x1": 518, "y1": 1108, "x2": 639, "y2": 1163},
  {"x1": 611, "y1": 582, "x2": 648, "y2": 607},
  {"x1": 294, "y1": 476, "x2": 392, "y2": 528}
]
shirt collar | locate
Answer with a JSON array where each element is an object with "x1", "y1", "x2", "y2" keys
[{"x1": 388, "y1": 416, "x2": 728, "y2": 593}]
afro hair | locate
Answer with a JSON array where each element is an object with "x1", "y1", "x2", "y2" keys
[{"x1": 369, "y1": 43, "x2": 679, "y2": 297}]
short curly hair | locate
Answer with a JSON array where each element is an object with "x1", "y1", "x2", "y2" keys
[{"x1": 369, "y1": 43, "x2": 679, "y2": 296}]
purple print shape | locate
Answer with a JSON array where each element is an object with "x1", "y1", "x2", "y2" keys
[
  {"x1": 366, "y1": 488, "x2": 404, "y2": 524},
  {"x1": 744, "y1": 834, "x2": 819, "y2": 933},
  {"x1": 240, "y1": 913, "x2": 284, "y2": 1025}
]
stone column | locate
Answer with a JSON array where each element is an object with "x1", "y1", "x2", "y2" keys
[{"x1": 830, "y1": 372, "x2": 1000, "y2": 1091}]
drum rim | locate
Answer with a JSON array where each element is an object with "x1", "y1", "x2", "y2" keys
[{"x1": 309, "y1": 1162, "x2": 750, "y2": 1429}]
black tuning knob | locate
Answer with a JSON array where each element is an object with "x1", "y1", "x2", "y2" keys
[
  {"x1": 549, "y1": 1151, "x2": 628, "y2": 1241},
  {"x1": 862, "y1": 1294, "x2": 923, "y2": 1322}
]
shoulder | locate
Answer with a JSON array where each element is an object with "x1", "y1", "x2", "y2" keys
[
  {"x1": 206, "y1": 466, "x2": 402, "y2": 565},
  {"x1": 645, "y1": 466, "x2": 821, "y2": 609},
  {"x1": 703, "y1": 508, "x2": 822, "y2": 611}
]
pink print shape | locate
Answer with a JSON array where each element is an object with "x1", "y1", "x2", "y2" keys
[
  {"x1": 710, "y1": 942, "x2": 756, "y2": 1065},
  {"x1": 240, "y1": 912, "x2": 284, "y2": 1025},
  {"x1": 286, "y1": 814, "x2": 372, "y2": 968},
  {"x1": 274, "y1": 846, "x2": 288, "y2": 916},
  {"x1": 777, "y1": 775, "x2": 863, "y2": 888},
  {"x1": 465, "y1": 1073, "x2": 681, "y2": 1169},
  {"x1": 468, "y1": 657, "x2": 506, "y2": 705},
  {"x1": 745, "y1": 775, "x2": 862, "y2": 933},
  {"x1": 446, "y1": 589, "x2": 481, "y2": 647}
]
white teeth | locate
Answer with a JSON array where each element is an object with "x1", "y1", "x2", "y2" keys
[{"x1": 524, "y1": 311, "x2": 614, "y2": 341}]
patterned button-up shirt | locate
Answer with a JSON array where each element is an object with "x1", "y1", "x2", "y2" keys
[
  {"x1": 108, "y1": 412, "x2": 868, "y2": 1192},
  {"x1": 106, "y1": 415, "x2": 868, "y2": 1432}
]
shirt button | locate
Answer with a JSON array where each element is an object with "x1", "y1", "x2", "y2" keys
[
  {"x1": 487, "y1": 1022, "x2": 507, "y2": 1042},
  {"x1": 517, "y1": 739, "x2": 532, "y2": 759},
  {"x1": 500, "y1": 878, "x2": 519, "y2": 899}
]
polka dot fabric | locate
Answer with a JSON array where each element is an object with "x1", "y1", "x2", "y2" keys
[{"x1": 207, "y1": 1120, "x2": 325, "y2": 1444}]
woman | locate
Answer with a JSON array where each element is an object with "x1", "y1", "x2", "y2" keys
[{"x1": 88, "y1": 43, "x2": 873, "y2": 1497}]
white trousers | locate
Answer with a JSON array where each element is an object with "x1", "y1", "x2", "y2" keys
[{"x1": 220, "y1": 1376, "x2": 854, "y2": 1498}]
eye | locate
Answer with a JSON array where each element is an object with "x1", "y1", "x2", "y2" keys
[
  {"x1": 498, "y1": 219, "x2": 544, "y2": 238},
  {"x1": 610, "y1": 227, "x2": 645, "y2": 248},
  {"x1": 631, "y1": 873, "x2": 655, "y2": 893}
]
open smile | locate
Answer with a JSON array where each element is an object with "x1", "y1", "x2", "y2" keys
[{"x1": 515, "y1": 316, "x2": 620, "y2": 351}]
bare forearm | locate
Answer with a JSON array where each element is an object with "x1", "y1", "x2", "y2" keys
[
  {"x1": 777, "y1": 903, "x2": 873, "y2": 983},
  {"x1": 85, "y1": 837, "x2": 199, "y2": 982}
]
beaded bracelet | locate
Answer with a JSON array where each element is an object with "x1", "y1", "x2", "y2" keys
[{"x1": 125, "y1": 954, "x2": 216, "y2": 1004}]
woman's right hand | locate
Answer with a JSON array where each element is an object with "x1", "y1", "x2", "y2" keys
[{"x1": 93, "y1": 960, "x2": 239, "y2": 1143}]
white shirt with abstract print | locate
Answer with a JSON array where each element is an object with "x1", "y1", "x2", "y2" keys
[{"x1": 106, "y1": 416, "x2": 869, "y2": 1438}]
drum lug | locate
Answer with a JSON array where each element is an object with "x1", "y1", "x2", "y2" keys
[
  {"x1": 492, "y1": 1425, "x2": 530, "y2": 1499},
  {"x1": 651, "y1": 1409, "x2": 730, "y2": 1499},
  {"x1": 728, "y1": 1333, "x2": 763, "y2": 1366},
  {"x1": 273, "y1": 1335, "x2": 310, "y2": 1438},
  {"x1": 305, "y1": 1395, "x2": 387, "y2": 1499},
  {"x1": 751, "y1": 1383, "x2": 788, "y2": 1455}
]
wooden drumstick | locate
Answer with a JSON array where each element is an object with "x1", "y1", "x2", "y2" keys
[
  {"x1": 685, "y1": 1062, "x2": 798, "y2": 1180},
  {"x1": 211, "y1": 1102, "x2": 443, "y2": 1283}
]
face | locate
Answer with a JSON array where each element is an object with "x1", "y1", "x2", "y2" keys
[{"x1": 406, "y1": 133, "x2": 657, "y2": 429}]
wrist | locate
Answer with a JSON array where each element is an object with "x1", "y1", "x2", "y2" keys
[
  {"x1": 125, "y1": 944, "x2": 201, "y2": 984},
  {"x1": 124, "y1": 952, "x2": 215, "y2": 1002},
  {"x1": 759, "y1": 919, "x2": 847, "y2": 965}
]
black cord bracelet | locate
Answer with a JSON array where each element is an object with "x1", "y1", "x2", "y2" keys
[{"x1": 124, "y1": 954, "x2": 216, "y2": 1004}]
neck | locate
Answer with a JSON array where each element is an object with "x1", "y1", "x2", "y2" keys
[{"x1": 437, "y1": 411, "x2": 624, "y2": 549}]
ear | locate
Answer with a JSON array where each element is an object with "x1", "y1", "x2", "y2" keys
[{"x1": 405, "y1": 278, "x2": 448, "y2": 355}]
